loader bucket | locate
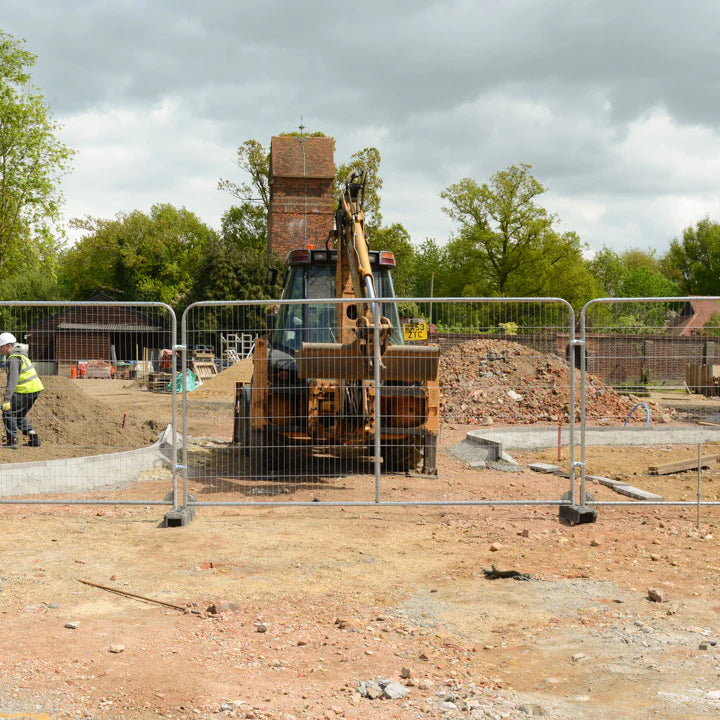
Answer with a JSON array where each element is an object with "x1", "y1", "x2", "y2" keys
[{"x1": 296, "y1": 342, "x2": 440, "y2": 382}]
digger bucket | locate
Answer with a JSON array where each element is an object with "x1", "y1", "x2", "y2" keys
[{"x1": 296, "y1": 342, "x2": 440, "y2": 382}]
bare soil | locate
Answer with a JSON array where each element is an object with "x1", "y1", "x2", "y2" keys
[{"x1": 2, "y1": 369, "x2": 720, "y2": 718}]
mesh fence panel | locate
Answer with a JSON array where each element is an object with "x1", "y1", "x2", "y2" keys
[
  {"x1": 581, "y1": 297, "x2": 720, "y2": 424},
  {"x1": 579, "y1": 298, "x2": 720, "y2": 511},
  {"x1": 0, "y1": 302, "x2": 177, "y2": 505},
  {"x1": 181, "y1": 297, "x2": 575, "y2": 506}
]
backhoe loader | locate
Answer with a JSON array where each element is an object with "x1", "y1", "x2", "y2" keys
[{"x1": 235, "y1": 170, "x2": 440, "y2": 474}]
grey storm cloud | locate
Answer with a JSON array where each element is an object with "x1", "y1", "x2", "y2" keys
[{"x1": 4, "y1": 0, "x2": 720, "y2": 251}]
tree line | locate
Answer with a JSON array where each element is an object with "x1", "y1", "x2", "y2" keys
[{"x1": 2, "y1": 29, "x2": 720, "y2": 318}]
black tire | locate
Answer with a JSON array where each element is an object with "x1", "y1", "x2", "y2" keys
[
  {"x1": 422, "y1": 433, "x2": 438, "y2": 475},
  {"x1": 236, "y1": 398, "x2": 250, "y2": 456},
  {"x1": 249, "y1": 430, "x2": 299, "y2": 479},
  {"x1": 249, "y1": 429, "x2": 274, "y2": 476},
  {"x1": 382, "y1": 441, "x2": 422, "y2": 473}
]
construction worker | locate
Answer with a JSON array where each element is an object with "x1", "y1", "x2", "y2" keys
[{"x1": 0, "y1": 332, "x2": 43, "y2": 449}]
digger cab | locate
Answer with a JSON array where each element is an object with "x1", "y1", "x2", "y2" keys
[{"x1": 271, "y1": 247, "x2": 404, "y2": 355}]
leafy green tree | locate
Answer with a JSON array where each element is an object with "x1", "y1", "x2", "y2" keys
[
  {"x1": 413, "y1": 238, "x2": 444, "y2": 298},
  {"x1": 665, "y1": 217, "x2": 720, "y2": 295},
  {"x1": 0, "y1": 31, "x2": 74, "y2": 282},
  {"x1": 335, "y1": 147, "x2": 383, "y2": 228},
  {"x1": 61, "y1": 204, "x2": 215, "y2": 306},
  {"x1": 1, "y1": 265, "x2": 72, "y2": 300},
  {"x1": 588, "y1": 247, "x2": 626, "y2": 297},
  {"x1": 188, "y1": 202, "x2": 282, "y2": 303},
  {"x1": 590, "y1": 246, "x2": 680, "y2": 297},
  {"x1": 369, "y1": 223, "x2": 415, "y2": 297},
  {"x1": 218, "y1": 139, "x2": 271, "y2": 211},
  {"x1": 439, "y1": 164, "x2": 597, "y2": 306}
]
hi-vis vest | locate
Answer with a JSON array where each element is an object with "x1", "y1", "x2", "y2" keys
[{"x1": 8, "y1": 353, "x2": 44, "y2": 394}]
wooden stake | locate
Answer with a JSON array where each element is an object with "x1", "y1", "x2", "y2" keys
[{"x1": 78, "y1": 579, "x2": 187, "y2": 611}]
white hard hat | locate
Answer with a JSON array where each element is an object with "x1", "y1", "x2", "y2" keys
[{"x1": 0, "y1": 332, "x2": 17, "y2": 345}]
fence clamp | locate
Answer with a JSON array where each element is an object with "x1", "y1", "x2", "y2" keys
[
  {"x1": 571, "y1": 461, "x2": 584, "y2": 470},
  {"x1": 569, "y1": 338, "x2": 585, "y2": 347},
  {"x1": 173, "y1": 344, "x2": 186, "y2": 352},
  {"x1": 173, "y1": 464, "x2": 187, "y2": 472}
]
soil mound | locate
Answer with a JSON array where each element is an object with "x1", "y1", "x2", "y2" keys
[
  {"x1": 440, "y1": 338, "x2": 669, "y2": 426},
  {"x1": 189, "y1": 359, "x2": 253, "y2": 400},
  {"x1": 23, "y1": 375, "x2": 160, "y2": 447}
]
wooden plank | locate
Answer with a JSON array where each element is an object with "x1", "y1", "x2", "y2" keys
[{"x1": 648, "y1": 454, "x2": 720, "y2": 475}]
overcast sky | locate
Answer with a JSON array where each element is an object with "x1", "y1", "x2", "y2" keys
[{"x1": 5, "y1": 0, "x2": 720, "y2": 256}]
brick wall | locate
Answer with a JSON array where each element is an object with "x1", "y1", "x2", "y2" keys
[{"x1": 268, "y1": 136, "x2": 335, "y2": 256}]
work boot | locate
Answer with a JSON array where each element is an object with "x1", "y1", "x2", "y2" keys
[
  {"x1": 27, "y1": 432, "x2": 40, "y2": 447},
  {"x1": 8, "y1": 438, "x2": 19, "y2": 449}
]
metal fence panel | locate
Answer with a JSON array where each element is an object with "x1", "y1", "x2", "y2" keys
[
  {"x1": 0, "y1": 302, "x2": 178, "y2": 506},
  {"x1": 579, "y1": 297, "x2": 720, "y2": 512},
  {"x1": 181, "y1": 297, "x2": 576, "y2": 506}
]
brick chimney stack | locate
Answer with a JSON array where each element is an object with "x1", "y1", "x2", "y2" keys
[{"x1": 267, "y1": 135, "x2": 335, "y2": 257}]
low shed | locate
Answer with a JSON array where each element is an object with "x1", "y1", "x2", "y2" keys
[{"x1": 26, "y1": 295, "x2": 170, "y2": 377}]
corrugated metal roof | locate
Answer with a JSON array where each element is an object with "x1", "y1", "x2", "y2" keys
[{"x1": 57, "y1": 322, "x2": 164, "y2": 331}]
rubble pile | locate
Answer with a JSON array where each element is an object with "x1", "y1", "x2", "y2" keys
[{"x1": 440, "y1": 338, "x2": 671, "y2": 426}]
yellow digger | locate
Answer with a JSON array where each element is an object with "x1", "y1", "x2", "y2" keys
[{"x1": 235, "y1": 170, "x2": 440, "y2": 474}]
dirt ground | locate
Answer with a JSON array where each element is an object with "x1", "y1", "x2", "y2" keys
[{"x1": 2, "y1": 382, "x2": 720, "y2": 719}]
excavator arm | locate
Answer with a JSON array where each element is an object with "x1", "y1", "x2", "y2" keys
[{"x1": 297, "y1": 169, "x2": 396, "y2": 380}]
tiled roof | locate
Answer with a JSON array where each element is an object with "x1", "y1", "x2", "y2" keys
[{"x1": 667, "y1": 299, "x2": 720, "y2": 335}]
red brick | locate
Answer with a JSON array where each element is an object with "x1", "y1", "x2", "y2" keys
[{"x1": 268, "y1": 136, "x2": 335, "y2": 256}]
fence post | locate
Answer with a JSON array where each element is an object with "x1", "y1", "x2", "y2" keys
[
  {"x1": 373, "y1": 298, "x2": 382, "y2": 503},
  {"x1": 162, "y1": 321, "x2": 194, "y2": 526},
  {"x1": 697, "y1": 443, "x2": 702, "y2": 530}
]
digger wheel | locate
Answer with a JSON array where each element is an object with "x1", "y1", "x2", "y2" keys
[
  {"x1": 382, "y1": 442, "x2": 422, "y2": 473},
  {"x1": 249, "y1": 430, "x2": 274, "y2": 476},
  {"x1": 249, "y1": 431, "x2": 297, "y2": 479}
]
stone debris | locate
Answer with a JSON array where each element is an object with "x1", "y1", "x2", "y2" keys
[
  {"x1": 648, "y1": 588, "x2": 668, "y2": 603},
  {"x1": 357, "y1": 678, "x2": 408, "y2": 700},
  {"x1": 440, "y1": 338, "x2": 671, "y2": 425},
  {"x1": 518, "y1": 703, "x2": 548, "y2": 716},
  {"x1": 64, "y1": 621, "x2": 80, "y2": 629},
  {"x1": 423, "y1": 682, "x2": 549, "y2": 718},
  {"x1": 108, "y1": 644, "x2": 125, "y2": 653}
]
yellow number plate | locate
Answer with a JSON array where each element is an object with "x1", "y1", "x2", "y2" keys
[{"x1": 403, "y1": 321, "x2": 428, "y2": 341}]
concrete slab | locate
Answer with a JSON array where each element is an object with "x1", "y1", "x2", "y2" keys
[
  {"x1": 611, "y1": 485, "x2": 665, "y2": 502},
  {"x1": 591, "y1": 475, "x2": 627, "y2": 488},
  {"x1": 590, "y1": 475, "x2": 664, "y2": 501},
  {"x1": 467, "y1": 424, "x2": 720, "y2": 451},
  {"x1": 529, "y1": 462, "x2": 562, "y2": 474}
]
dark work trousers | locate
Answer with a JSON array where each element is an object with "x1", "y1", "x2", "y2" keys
[{"x1": 3, "y1": 391, "x2": 40, "y2": 443}]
